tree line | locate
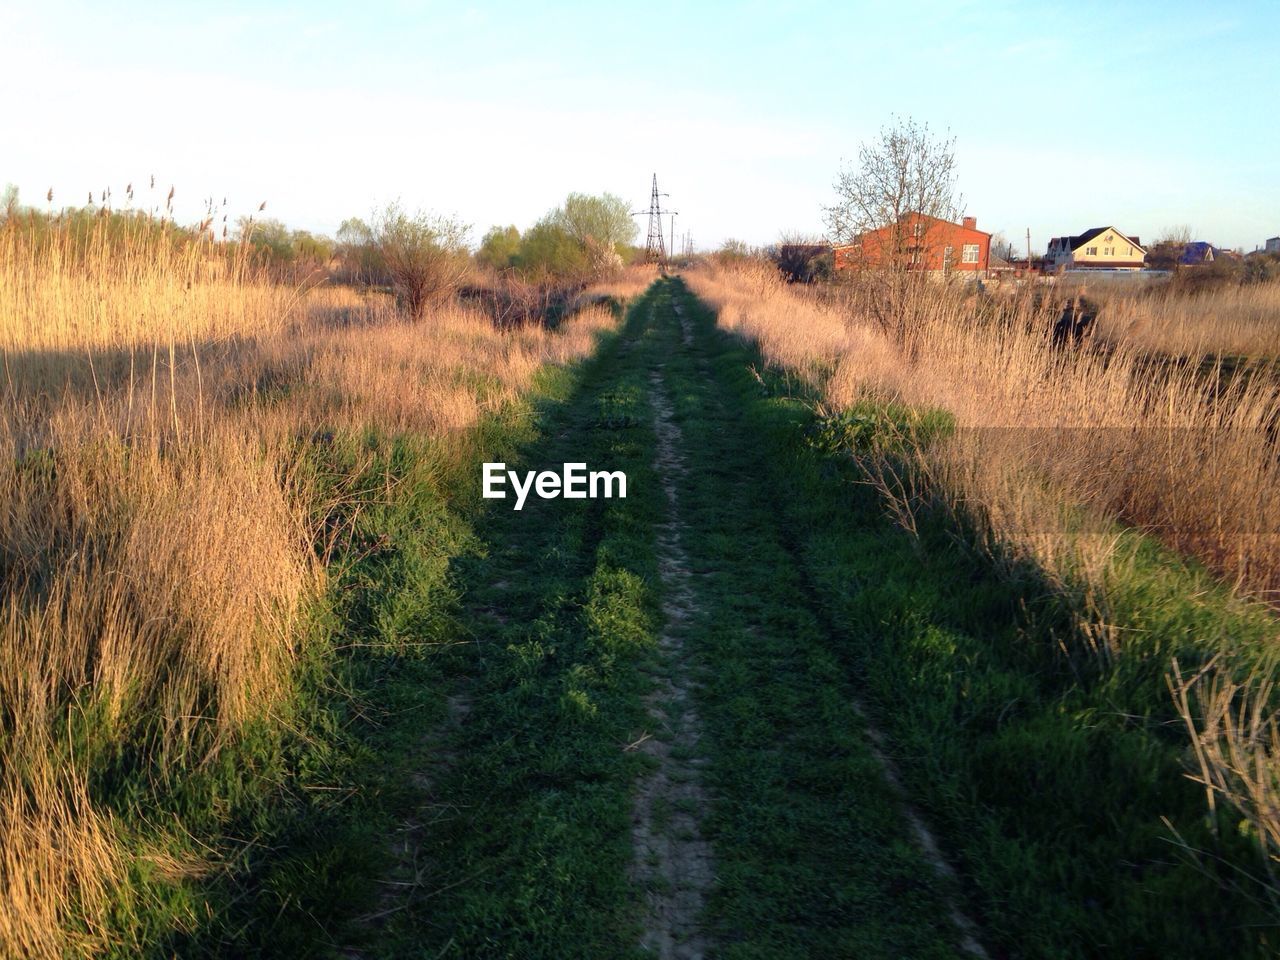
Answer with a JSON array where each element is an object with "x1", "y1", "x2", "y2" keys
[{"x1": 1, "y1": 184, "x2": 643, "y2": 321}]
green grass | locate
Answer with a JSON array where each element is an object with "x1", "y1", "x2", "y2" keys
[
  {"x1": 342, "y1": 279, "x2": 969, "y2": 958},
  {"x1": 81, "y1": 303, "x2": 632, "y2": 957},
  {"x1": 92, "y1": 275, "x2": 1280, "y2": 959},
  {"x1": 365, "y1": 291, "x2": 667, "y2": 958},
  {"x1": 644, "y1": 282, "x2": 964, "y2": 958},
  {"x1": 673, "y1": 277, "x2": 1280, "y2": 958}
]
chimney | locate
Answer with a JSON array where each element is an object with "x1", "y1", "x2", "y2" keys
[{"x1": 962, "y1": 216, "x2": 977, "y2": 230}]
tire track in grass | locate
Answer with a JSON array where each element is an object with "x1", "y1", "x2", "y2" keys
[
  {"x1": 630, "y1": 306, "x2": 715, "y2": 959},
  {"x1": 656, "y1": 277, "x2": 983, "y2": 959}
]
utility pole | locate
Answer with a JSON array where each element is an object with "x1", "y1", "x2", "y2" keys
[
  {"x1": 1026, "y1": 227, "x2": 1032, "y2": 268},
  {"x1": 631, "y1": 174, "x2": 678, "y2": 270},
  {"x1": 670, "y1": 212, "x2": 677, "y2": 264}
]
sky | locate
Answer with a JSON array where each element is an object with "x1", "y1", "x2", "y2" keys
[{"x1": 2, "y1": 0, "x2": 1278, "y2": 254}]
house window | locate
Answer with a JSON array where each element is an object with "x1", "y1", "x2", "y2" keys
[
  {"x1": 962, "y1": 243, "x2": 979, "y2": 263},
  {"x1": 1087, "y1": 246, "x2": 1098, "y2": 256}
]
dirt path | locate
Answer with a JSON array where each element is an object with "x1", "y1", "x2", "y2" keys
[
  {"x1": 653, "y1": 278, "x2": 991, "y2": 957},
  {"x1": 630, "y1": 285, "x2": 987, "y2": 958},
  {"x1": 630, "y1": 304, "x2": 715, "y2": 958},
  {"x1": 339, "y1": 279, "x2": 990, "y2": 958}
]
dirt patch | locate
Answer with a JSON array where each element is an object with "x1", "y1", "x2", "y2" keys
[
  {"x1": 630, "y1": 356, "x2": 714, "y2": 959},
  {"x1": 672, "y1": 301, "x2": 694, "y2": 347}
]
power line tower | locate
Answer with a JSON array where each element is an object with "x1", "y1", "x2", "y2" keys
[{"x1": 633, "y1": 174, "x2": 677, "y2": 268}]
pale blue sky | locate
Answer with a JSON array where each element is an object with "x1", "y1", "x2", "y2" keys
[{"x1": 3, "y1": 0, "x2": 1277, "y2": 252}]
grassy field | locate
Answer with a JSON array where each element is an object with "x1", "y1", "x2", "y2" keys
[
  {"x1": 1080, "y1": 273, "x2": 1280, "y2": 359},
  {"x1": 349, "y1": 282, "x2": 977, "y2": 958},
  {"x1": 5, "y1": 203, "x2": 1280, "y2": 958}
]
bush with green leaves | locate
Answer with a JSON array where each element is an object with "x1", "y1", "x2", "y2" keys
[
  {"x1": 476, "y1": 224, "x2": 522, "y2": 272},
  {"x1": 334, "y1": 217, "x2": 387, "y2": 285},
  {"x1": 514, "y1": 219, "x2": 590, "y2": 284},
  {"x1": 371, "y1": 203, "x2": 470, "y2": 319},
  {"x1": 511, "y1": 193, "x2": 638, "y2": 284}
]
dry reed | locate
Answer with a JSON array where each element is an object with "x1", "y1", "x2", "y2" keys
[
  {"x1": 1082, "y1": 276, "x2": 1280, "y2": 358},
  {"x1": 0, "y1": 212, "x2": 620, "y2": 958}
]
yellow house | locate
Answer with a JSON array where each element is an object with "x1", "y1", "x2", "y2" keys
[{"x1": 1046, "y1": 226, "x2": 1146, "y2": 271}]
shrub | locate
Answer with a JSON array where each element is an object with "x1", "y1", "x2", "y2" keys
[
  {"x1": 477, "y1": 224, "x2": 521, "y2": 272},
  {"x1": 371, "y1": 203, "x2": 470, "y2": 320}
]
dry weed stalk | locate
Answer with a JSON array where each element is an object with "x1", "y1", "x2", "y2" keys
[{"x1": 1169, "y1": 658, "x2": 1280, "y2": 890}]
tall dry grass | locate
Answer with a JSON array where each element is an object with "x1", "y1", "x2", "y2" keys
[
  {"x1": 1080, "y1": 276, "x2": 1280, "y2": 358},
  {"x1": 689, "y1": 260, "x2": 1280, "y2": 600},
  {"x1": 0, "y1": 214, "x2": 618, "y2": 958},
  {"x1": 570, "y1": 262, "x2": 660, "y2": 310},
  {"x1": 685, "y1": 259, "x2": 1280, "y2": 885}
]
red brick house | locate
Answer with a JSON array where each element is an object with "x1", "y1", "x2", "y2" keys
[{"x1": 833, "y1": 213, "x2": 992, "y2": 275}]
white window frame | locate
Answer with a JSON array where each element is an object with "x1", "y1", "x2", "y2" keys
[{"x1": 961, "y1": 243, "x2": 979, "y2": 264}]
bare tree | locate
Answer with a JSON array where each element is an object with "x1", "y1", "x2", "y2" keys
[
  {"x1": 372, "y1": 202, "x2": 470, "y2": 319},
  {"x1": 1158, "y1": 224, "x2": 1193, "y2": 246},
  {"x1": 824, "y1": 117, "x2": 962, "y2": 248},
  {"x1": 1, "y1": 184, "x2": 18, "y2": 223},
  {"x1": 1148, "y1": 224, "x2": 1195, "y2": 272},
  {"x1": 823, "y1": 117, "x2": 964, "y2": 337}
]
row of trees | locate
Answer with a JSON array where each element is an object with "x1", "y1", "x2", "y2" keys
[
  {"x1": 237, "y1": 218, "x2": 335, "y2": 273},
  {"x1": 331, "y1": 192, "x2": 639, "y2": 319},
  {"x1": 475, "y1": 192, "x2": 638, "y2": 283},
  {"x1": 2, "y1": 183, "x2": 642, "y2": 321}
]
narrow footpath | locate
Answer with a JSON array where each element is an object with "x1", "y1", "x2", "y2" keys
[{"x1": 356, "y1": 279, "x2": 978, "y2": 959}]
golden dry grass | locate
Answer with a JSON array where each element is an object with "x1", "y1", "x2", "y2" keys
[
  {"x1": 1082, "y1": 276, "x2": 1280, "y2": 358},
  {"x1": 688, "y1": 260, "x2": 1280, "y2": 600},
  {"x1": 685, "y1": 259, "x2": 1280, "y2": 878},
  {"x1": 569, "y1": 262, "x2": 660, "y2": 311},
  {"x1": 0, "y1": 216, "x2": 620, "y2": 958}
]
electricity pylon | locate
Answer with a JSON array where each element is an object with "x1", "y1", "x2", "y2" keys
[{"x1": 632, "y1": 174, "x2": 677, "y2": 268}]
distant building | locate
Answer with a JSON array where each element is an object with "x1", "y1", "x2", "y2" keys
[
  {"x1": 1045, "y1": 226, "x2": 1146, "y2": 271},
  {"x1": 1266, "y1": 236, "x2": 1280, "y2": 254},
  {"x1": 833, "y1": 213, "x2": 991, "y2": 275},
  {"x1": 1179, "y1": 241, "x2": 1222, "y2": 266}
]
